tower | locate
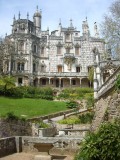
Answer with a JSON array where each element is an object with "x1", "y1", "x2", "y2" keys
[{"x1": 33, "y1": 6, "x2": 42, "y2": 34}]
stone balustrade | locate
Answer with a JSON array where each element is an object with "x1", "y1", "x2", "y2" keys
[{"x1": 96, "y1": 66, "x2": 120, "y2": 99}]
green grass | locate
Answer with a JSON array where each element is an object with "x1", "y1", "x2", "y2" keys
[{"x1": 0, "y1": 97, "x2": 67, "y2": 118}]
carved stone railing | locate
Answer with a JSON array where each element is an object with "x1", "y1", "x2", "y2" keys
[
  {"x1": 96, "y1": 66, "x2": 120, "y2": 99},
  {"x1": 37, "y1": 72, "x2": 88, "y2": 77},
  {"x1": 12, "y1": 70, "x2": 30, "y2": 75}
]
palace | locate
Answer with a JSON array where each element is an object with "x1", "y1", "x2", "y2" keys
[{"x1": 4, "y1": 6, "x2": 105, "y2": 88}]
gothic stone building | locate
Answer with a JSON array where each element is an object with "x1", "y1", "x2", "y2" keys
[{"x1": 4, "y1": 7, "x2": 105, "y2": 88}]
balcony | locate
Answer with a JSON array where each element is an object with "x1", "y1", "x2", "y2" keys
[
  {"x1": 37, "y1": 72, "x2": 88, "y2": 77},
  {"x1": 11, "y1": 70, "x2": 30, "y2": 75}
]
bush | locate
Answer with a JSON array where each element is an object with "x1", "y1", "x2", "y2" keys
[
  {"x1": 115, "y1": 74, "x2": 120, "y2": 90},
  {"x1": 66, "y1": 101, "x2": 79, "y2": 109},
  {"x1": 75, "y1": 119, "x2": 120, "y2": 160},
  {"x1": 5, "y1": 87, "x2": 24, "y2": 98},
  {"x1": 0, "y1": 85, "x2": 5, "y2": 95},
  {"x1": 5, "y1": 112, "x2": 19, "y2": 121},
  {"x1": 79, "y1": 112, "x2": 94, "y2": 124},
  {"x1": 57, "y1": 88, "x2": 93, "y2": 100},
  {"x1": 58, "y1": 116, "x2": 80, "y2": 124}
]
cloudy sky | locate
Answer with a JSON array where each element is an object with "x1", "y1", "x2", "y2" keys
[{"x1": 0, "y1": 0, "x2": 114, "y2": 37}]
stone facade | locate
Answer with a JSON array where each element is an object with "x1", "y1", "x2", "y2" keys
[{"x1": 3, "y1": 6, "x2": 105, "y2": 88}]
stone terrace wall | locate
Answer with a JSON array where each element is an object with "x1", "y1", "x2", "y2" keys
[
  {"x1": 0, "y1": 137, "x2": 17, "y2": 158},
  {"x1": 91, "y1": 92, "x2": 120, "y2": 131},
  {"x1": 0, "y1": 119, "x2": 32, "y2": 138}
]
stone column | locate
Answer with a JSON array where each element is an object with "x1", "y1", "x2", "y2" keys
[
  {"x1": 80, "y1": 78, "x2": 81, "y2": 87},
  {"x1": 49, "y1": 78, "x2": 51, "y2": 86},
  {"x1": 70, "y1": 78, "x2": 72, "y2": 87},
  {"x1": 59, "y1": 78, "x2": 61, "y2": 88}
]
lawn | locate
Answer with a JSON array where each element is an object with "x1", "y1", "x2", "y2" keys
[{"x1": 0, "y1": 97, "x2": 67, "y2": 118}]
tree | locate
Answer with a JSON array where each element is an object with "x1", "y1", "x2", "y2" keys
[
  {"x1": 88, "y1": 67, "x2": 94, "y2": 87},
  {"x1": 74, "y1": 119, "x2": 120, "y2": 160},
  {"x1": 101, "y1": 0, "x2": 120, "y2": 58},
  {"x1": 0, "y1": 75, "x2": 15, "y2": 93},
  {"x1": 0, "y1": 37, "x2": 15, "y2": 75}
]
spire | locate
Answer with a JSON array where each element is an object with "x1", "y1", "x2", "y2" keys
[
  {"x1": 18, "y1": 11, "x2": 21, "y2": 19},
  {"x1": 36, "y1": 5, "x2": 38, "y2": 11},
  {"x1": 27, "y1": 12, "x2": 29, "y2": 20},
  {"x1": 59, "y1": 18, "x2": 62, "y2": 26},
  {"x1": 47, "y1": 26, "x2": 49, "y2": 31},
  {"x1": 70, "y1": 19, "x2": 73, "y2": 28},
  {"x1": 13, "y1": 15, "x2": 16, "y2": 21},
  {"x1": 94, "y1": 22, "x2": 99, "y2": 38}
]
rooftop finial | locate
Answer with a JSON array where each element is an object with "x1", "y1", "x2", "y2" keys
[
  {"x1": 27, "y1": 12, "x2": 29, "y2": 20},
  {"x1": 13, "y1": 15, "x2": 16, "y2": 21},
  {"x1": 70, "y1": 19, "x2": 73, "y2": 27},
  {"x1": 59, "y1": 18, "x2": 61, "y2": 25},
  {"x1": 18, "y1": 11, "x2": 21, "y2": 19},
  {"x1": 36, "y1": 5, "x2": 38, "y2": 11}
]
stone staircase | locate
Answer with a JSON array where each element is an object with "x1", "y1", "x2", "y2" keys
[{"x1": 91, "y1": 97, "x2": 110, "y2": 132}]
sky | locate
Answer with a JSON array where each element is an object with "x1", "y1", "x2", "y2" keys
[{"x1": 0, "y1": 0, "x2": 114, "y2": 37}]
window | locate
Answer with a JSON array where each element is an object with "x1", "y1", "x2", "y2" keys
[
  {"x1": 41, "y1": 47, "x2": 44, "y2": 55},
  {"x1": 19, "y1": 42, "x2": 24, "y2": 51},
  {"x1": 18, "y1": 78, "x2": 22, "y2": 84},
  {"x1": 42, "y1": 79, "x2": 46, "y2": 85},
  {"x1": 41, "y1": 65, "x2": 45, "y2": 72},
  {"x1": 75, "y1": 47, "x2": 80, "y2": 55},
  {"x1": 76, "y1": 67, "x2": 80, "y2": 72},
  {"x1": 57, "y1": 46, "x2": 62, "y2": 54},
  {"x1": 21, "y1": 63, "x2": 24, "y2": 71},
  {"x1": 72, "y1": 79, "x2": 76, "y2": 85},
  {"x1": 17, "y1": 62, "x2": 24, "y2": 71},
  {"x1": 66, "y1": 48, "x2": 70, "y2": 53},
  {"x1": 58, "y1": 66, "x2": 62, "y2": 73},
  {"x1": 17, "y1": 62, "x2": 21, "y2": 71},
  {"x1": 33, "y1": 45, "x2": 37, "y2": 53},
  {"x1": 33, "y1": 63, "x2": 36, "y2": 72},
  {"x1": 65, "y1": 34, "x2": 70, "y2": 41}
]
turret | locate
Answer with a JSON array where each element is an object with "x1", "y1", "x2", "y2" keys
[
  {"x1": 33, "y1": 6, "x2": 42, "y2": 34},
  {"x1": 82, "y1": 17, "x2": 90, "y2": 38}
]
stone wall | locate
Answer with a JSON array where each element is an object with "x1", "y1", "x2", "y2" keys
[
  {"x1": 22, "y1": 136, "x2": 82, "y2": 154},
  {"x1": 91, "y1": 92, "x2": 120, "y2": 131},
  {"x1": 0, "y1": 137, "x2": 17, "y2": 158},
  {"x1": 107, "y1": 92, "x2": 120, "y2": 120},
  {"x1": 0, "y1": 119, "x2": 32, "y2": 138},
  {"x1": 38, "y1": 127, "x2": 57, "y2": 137}
]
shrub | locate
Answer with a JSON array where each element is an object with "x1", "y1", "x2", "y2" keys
[
  {"x1": 58, "y1": 116, "x2": 80, "y2": 124},
  {"x1": 115, "y1": 74, "x2": 120, "y2": 90},
  {"x1": 38, "y1": 121, "x2": 50, "y2": 128},
  {"x1": 0, "y1": 85, "x2": 4, "y2": 95},
  {"x1": 5, "y1": 112, "x2": 19, "y2": 121},
  {"x1": 78, "y1": 112, "x2": 94, "y2": 124},
  {"x1": 66, "y1": 100, "x2": 79, "y2": 109},
  {"x1": 5, "y1": 87, "x2": 24, "y2": 98},
  {"x1": 74, "y1": 119, "x2": 120, "y2": 160}
]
